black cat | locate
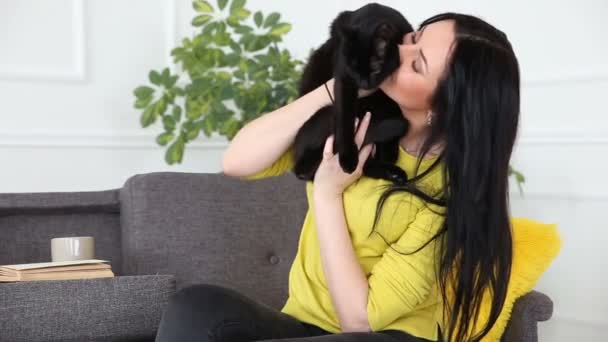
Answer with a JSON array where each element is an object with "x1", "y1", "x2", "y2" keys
[{"x1": 293, "y1": 3, "x2": 414, "y2": 185}]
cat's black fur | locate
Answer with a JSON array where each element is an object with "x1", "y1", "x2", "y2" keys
[{"x1": 293, "y1": 3, "x2": 414, "y2": 185}]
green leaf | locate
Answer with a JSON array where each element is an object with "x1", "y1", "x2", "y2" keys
[
  {"x1": 135, "y1": 96, "x2": 153, "y2": 109},
  {"x1": 233, "y1": 8, "x2": 250, "y2": 20},
  {"x1": 192, "y1": 14, "x2": 212, "y2": 26},
  {"x1": 217, "y1": 0, "x2": 228, "y2": 10},
  {"x1": 252, "y1": 70, "x2": 269, "y2": 81},
  {"x1": 167, "y1": 75, "x2": 179, "y2": 88},
  {"x1": 214, "y1": 32, "x2": 232, "y2": 46},
  {"x1": 226, "y1": 16, "x2": 241, "y2": 27},
  {"x1": 270, "y1": 23, "x2": 291, "y2": 36},
  {"x1": 140, "y1": 106, "x2": 156, "y2": 128},
  {"x1": 234, "y1": 70, "x2": 245, "y2": 79},
  {"x1": 254, "y1": 11, "x2": 263, "y2": 27},
  {"x1": 221, "y1": 118, "x2": 240, "y2": 136},
  {"x1": 172, "y1": 106, "x2": 182, "y2": 122},
  {"x1": 219, "y1": 85, "x2": 234, "y2": 100},
  {"x1": 134, "y1": 86, "x2": 154, "y2": 100},
  {"x1": 263, "y1": 12, "x2": 280, "y2": 28},
  {"x1": 156, "y1": 132, "x2": 174, "y2": 146},
  {"x1": 239, "y1": 33, "x2": 254, "y2": 47},
  {"x1": 174, "y1": 87, "x2": 186, "y2": 96},
  {"x1": 234, "y1": 25, "x2": 253, "y2": 34},
  {"x1": 155, "y1": 98, "x2": 168, "y2": 116},
  {"x1": 161, "y1": 68, "x2": 171, "y2": 86},
  {"x1": 229, "y1": 41, "x2": 241, "y2": 53},
  {"x1": 184, "y1": 121, "x2": 201, "y2": 141},
  {"x1": 217, "y1": 71, "x2": 231, "y2": 81},
  {"x1": 165, "y1": 137, "x2": 185, "y2": 164},
  {"x1": 224, "y1": 53, "x2": 240, "y2": 66},
  {"x1": 163, "y1": 115, "x2": 176, "y2": 131},
  {"x1": 202, "y1": 116, "x2": 214, "y2": 136},
  {"x1": 229, "y1": 0, "x2": 246, "y2": 13},
  {"x1": 193, "y1": 0, "x2": 213, "y2": 13},
  {"x1": 251, "y1": 36, "x2": 271, "y2": 52},
  {"x1": 149, "y1": 70, "x2": 162, "y2": 85},
  {"x1": 203, "y1": 21, "x2": 218, "y2": 35}
]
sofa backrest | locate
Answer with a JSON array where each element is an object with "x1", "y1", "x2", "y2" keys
[
  {"x1": 119, "y1": 171, "x2": 307, "y2": 310},
  {"x1": 0, "y1": 190, "x2": 123, "y2": 274}
]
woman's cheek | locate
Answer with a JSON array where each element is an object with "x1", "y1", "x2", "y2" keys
[{"x1": 394, "y1": 73, "x2": 428, "y2": 110}]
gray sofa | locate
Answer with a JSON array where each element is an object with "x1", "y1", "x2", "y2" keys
[{"x1": 0, "y1": 172, "x2": 553, "y2": 342}]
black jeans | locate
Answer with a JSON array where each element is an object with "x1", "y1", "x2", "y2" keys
[{"x1": 155, "y1": 283, "x2": 436, "y2": 342}]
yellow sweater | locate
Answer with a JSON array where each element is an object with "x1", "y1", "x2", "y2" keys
[{"x1": 242, "y1": 145, "x2": 446, "y2": 341}]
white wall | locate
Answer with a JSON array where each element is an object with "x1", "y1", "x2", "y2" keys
[{"x1": 1, "y1": 0, "x2": 607, "y2": 340}]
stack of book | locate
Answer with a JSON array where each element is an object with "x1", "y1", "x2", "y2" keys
[{"x1": 0, "y1": 259, "x2": 114, "y2": 282}]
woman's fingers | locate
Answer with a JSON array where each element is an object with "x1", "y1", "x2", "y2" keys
[
  {"x1": 323, "y1": 134, "x2": 334, "y2": 159},
  {"x1": 355, "y1": 112, "x2": 371, "y2": 150}
]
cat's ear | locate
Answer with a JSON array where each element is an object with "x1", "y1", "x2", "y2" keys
[{"x1": 331, "y1": 11, "x2": 355, "y2": 40}]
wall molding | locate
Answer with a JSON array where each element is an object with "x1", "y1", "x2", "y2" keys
[
  {"x1": 509, "y1": 191, "x2": 608, "y2": 203},
  {"x1": 550, "y1": 315, "x2": 608, "y2": 330},
  {"x1": 517, "y1": 129, "x2": 608, "y2": 145},
  {"x1": 0, "y1": 129, "x2": 605, "y2": 149},
  {"x1": 0, "y1": 131, "x2": 225, "y2": 150},
  {"x1": 1, "y1": 130, "x2": 607, "y2": 201},
  {"x1": 524, "y1": 68, "x2": 608, "y2": 86},
  {"x1": 0, "y1": 0, "x2": 86, "y2": 82}
]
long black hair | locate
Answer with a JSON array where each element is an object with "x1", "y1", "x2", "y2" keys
[{"x1": 366, "y1": 13, "x2": 520, "y2": 342}]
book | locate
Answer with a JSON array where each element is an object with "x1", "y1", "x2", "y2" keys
[{"x1": 0, "y1": 259, "x2": 114, "y2": 282}]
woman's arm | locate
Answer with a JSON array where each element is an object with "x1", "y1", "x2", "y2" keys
[
  {"x1": 314, "y1": 193, "x2": 371, "y2": 333},
  {"x1": 222, "y1": 79, "x2": 335, "y2": 178}
]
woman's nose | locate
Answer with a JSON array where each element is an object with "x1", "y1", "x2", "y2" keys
[{"x1": 398, "y1": 41, "x2": 416, "y2": 63}]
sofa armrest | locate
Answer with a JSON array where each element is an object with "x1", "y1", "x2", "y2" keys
[
  {"x1": 0, "y1": 275, "x2": 175, "y2": 342},
  {"x1": 501, "y1": 290, "x2": 554, "y2": 342}
]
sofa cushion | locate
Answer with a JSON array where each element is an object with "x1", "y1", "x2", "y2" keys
[
  {"x1": 119, "y1": 172, "x2": 307, "y2": 310},
  {"x1": 444, "y1": 217, "x2": 561, "y2": 340},
  {"x1": 0, "y1": 275, "x2": 175, "y2": 342}
]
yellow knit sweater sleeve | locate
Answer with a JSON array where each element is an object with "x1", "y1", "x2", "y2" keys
[
  {"x1": 366, "y1": 202, "x2": 446, "y2": 332},
  {"x1": 239, "y1": 146, "x2": 295, "y2": 180}
]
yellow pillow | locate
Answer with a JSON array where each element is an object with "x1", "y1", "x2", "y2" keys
[{"x1": 444, "y1": 216, "x2": 562, "y2": 341}]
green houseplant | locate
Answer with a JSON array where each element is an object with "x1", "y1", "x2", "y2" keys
[
  {"x1": 132, "y1": 0, "x2": 526, "y2": 194},
  {"x1": 133, "y1": 0, "x2": 303, "y2": 164}
]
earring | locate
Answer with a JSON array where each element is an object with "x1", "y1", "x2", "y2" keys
[{"x1": 426, "y1": 110, "x2": 433, "y2": 126}]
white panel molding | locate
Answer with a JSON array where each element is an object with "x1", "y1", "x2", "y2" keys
[
  {"x1": 0, "y1": 129, "x2": 605, "y2": 149},
  {"x1": 509, "y1": 192, "x2": 608, "y2": 203},
  {"x1": 0, "y1": 131, "x2": 225, "y2": 150},
  {"x1": 517, "y1": 129, "x2": 608, "y2": 145},
  {"x1": 1, "y1": 130, "x2": 606, "y2": 200},
  {"x1": 0, "y1": 0, "x2": 86, "y2": 82},
  {"x1": 551, "y1": 315, "x2": 608, "y2": 330},
  {"x1": 524, "y1": 68, "x2": 608, "y2": 86}
]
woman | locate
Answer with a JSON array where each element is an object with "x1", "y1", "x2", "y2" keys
[{"x1": 155, "y1": 12, "x2": 520, "y2": 342}]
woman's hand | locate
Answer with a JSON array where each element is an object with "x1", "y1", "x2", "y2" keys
[{"x1": 313, "y1": 111, "x2": 376, "y2": 199}]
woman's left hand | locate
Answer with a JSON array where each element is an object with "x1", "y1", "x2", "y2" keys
[{"x1": 313, "y1": 111, "x2": 376, "y2": 198}]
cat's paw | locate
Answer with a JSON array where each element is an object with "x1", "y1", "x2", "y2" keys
[{"x1": 338, "y1": 143, "x2": 359, "y2": 173}]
